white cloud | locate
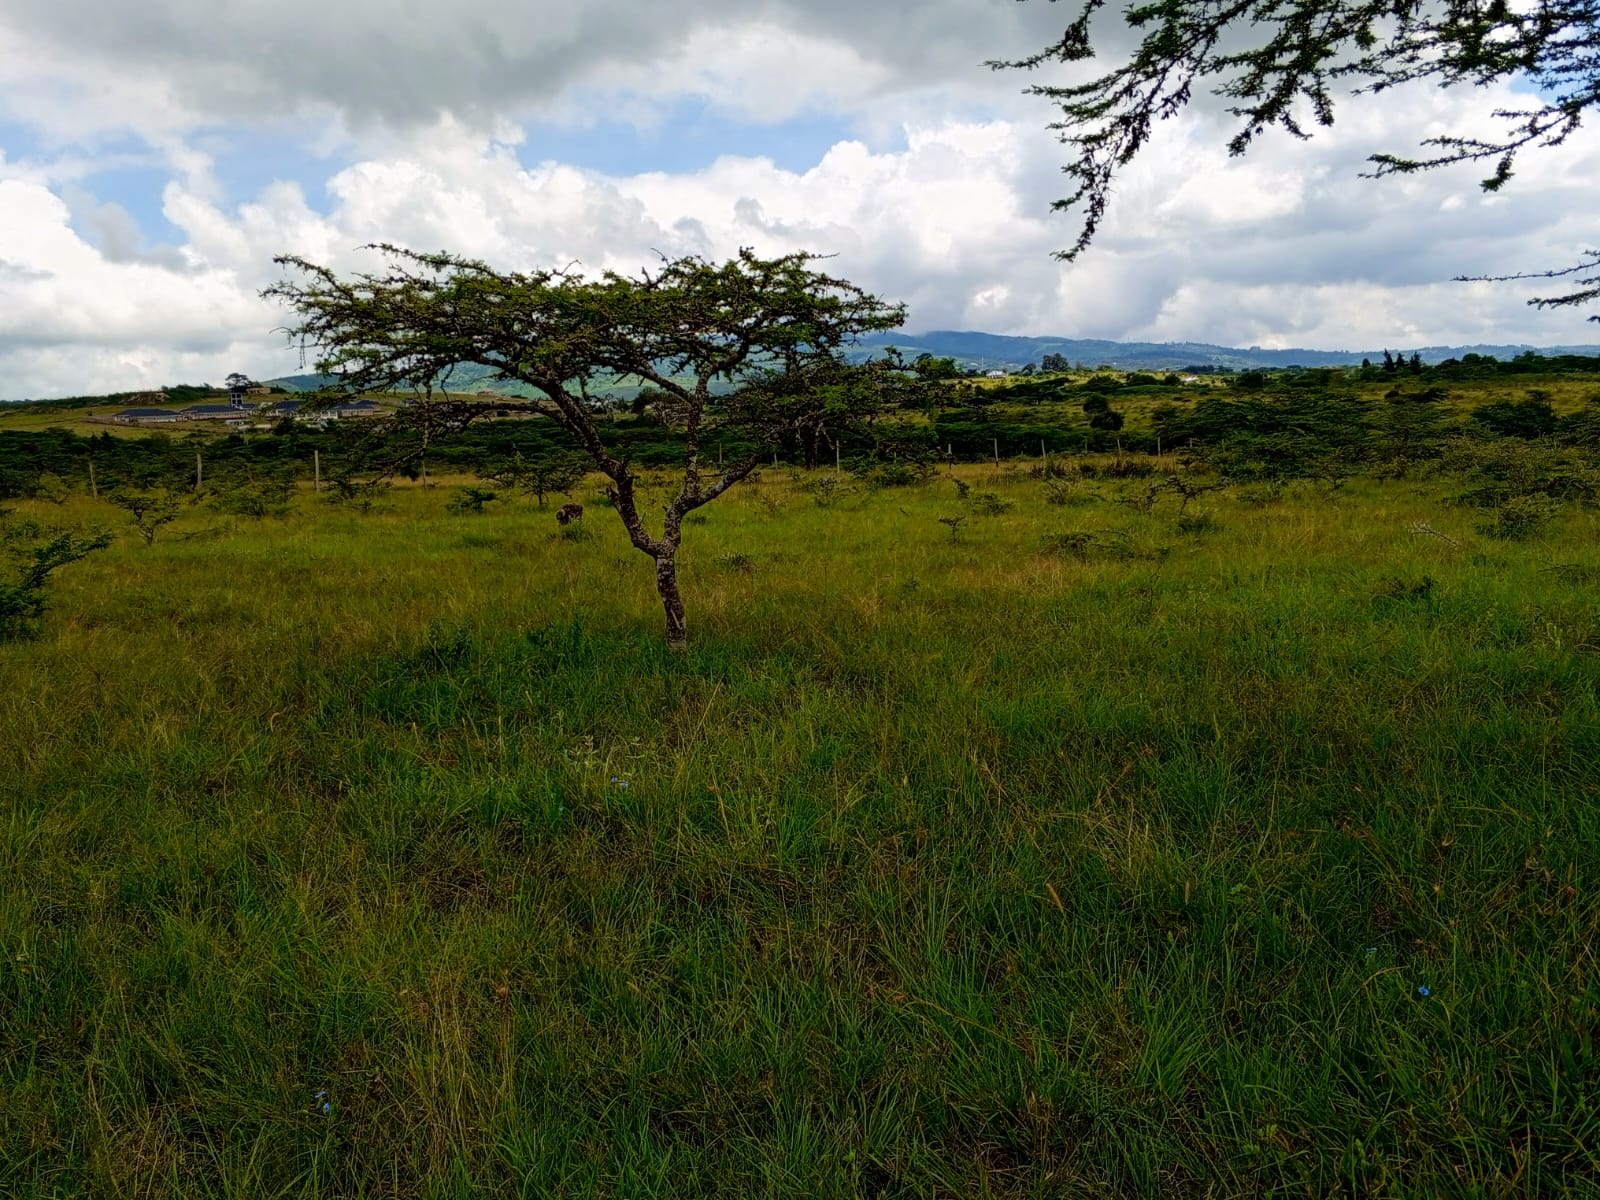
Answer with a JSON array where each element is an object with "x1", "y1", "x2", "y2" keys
[
  {"x1": 0, "y1": 2, "x2": 1596, "y2": 398},
  {"x1": 0, "y1": 0, "x2": 1060, "y2": 138}
]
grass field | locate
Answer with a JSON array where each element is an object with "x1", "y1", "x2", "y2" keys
[{"x1": 3, "y1": 462, "x2": 1599, "y2": 1197}]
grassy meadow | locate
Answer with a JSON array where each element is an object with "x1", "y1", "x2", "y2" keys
[{"x1": 3, "y1": 457, "x2": 1600, "y2": 1196}]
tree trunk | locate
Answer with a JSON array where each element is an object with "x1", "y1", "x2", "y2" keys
[{"x1": 655, "y1": 553, "x2": 688, "y2": 650}]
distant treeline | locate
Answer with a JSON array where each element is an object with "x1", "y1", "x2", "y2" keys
[
  {"x1": 0, "y1": 420, "x2": 759, "y2": 499},
  {"x1": 3, "y1": 381, "x2": 1598, "y2": 500}
]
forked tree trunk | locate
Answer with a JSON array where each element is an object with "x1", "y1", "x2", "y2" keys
[{"x1": 655, "y1": 554, "x2": 688, "y2": 650}]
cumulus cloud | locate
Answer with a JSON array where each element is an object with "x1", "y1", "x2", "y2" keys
[
  {"x1": 0, "y1": 0, "x2": 1060, "y2": 137},
  {"x1": 0, "y1": 1, "x2": 1595, "y2": 397}
]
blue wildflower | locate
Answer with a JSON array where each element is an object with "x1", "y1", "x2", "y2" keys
[{"x1": 1418, "y1": 985, "x2": 1432, "y2": 997}]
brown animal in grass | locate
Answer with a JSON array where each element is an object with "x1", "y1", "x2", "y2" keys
[{"x1": 556, "y1": 502, "x2": 584, "y2": 526}]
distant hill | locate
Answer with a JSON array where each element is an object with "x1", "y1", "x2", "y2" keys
[
  {"x1": 261, "y1": 333, "x2": 1600, "y2": 397},
  {"x1": 271, "y1": 364, "x2": 511, "y2": 393},
  {"x1": 9, "y1": 332, "x2": 1596, "y2": 408},
  {"x1": 849, "y1": 330, "x2": 1600, "y2": 372}
]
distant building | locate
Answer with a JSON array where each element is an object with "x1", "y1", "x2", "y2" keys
[
  {"x1": 330, "y1": 399, "x2": 383, "y2": 419},
  {"x1": 181, "y1": 403, "x2": 253, "y2": 422},
  {"x1": 110, "y1": 407, "x2": 182, "y2": 425}
]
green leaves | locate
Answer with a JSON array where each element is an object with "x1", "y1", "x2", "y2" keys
[
  {"x1": 999, "y1": 0, "x2": 1600, "y2": 282},
  {"x1": 0, "y1": 516, "x2": 112, "y2": 640}
]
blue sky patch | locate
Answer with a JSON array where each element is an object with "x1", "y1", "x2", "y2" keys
[{"x1": 515, "y1": 99, "x2": 880, "y2": 176}]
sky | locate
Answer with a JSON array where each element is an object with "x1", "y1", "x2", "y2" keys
[{"x1": 0, "y1": 0, "x2": 1596, "y2": 399}]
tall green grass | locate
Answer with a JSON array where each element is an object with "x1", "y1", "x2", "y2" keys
[{"x1": 3, "y1": 467, "x2": 1598, "y2": 1196}]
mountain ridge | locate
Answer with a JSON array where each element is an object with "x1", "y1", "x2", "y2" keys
[
  {"x1": 849, "y1": 330, "x2": 1600, "y2": 371},
  {"x1": 263, "y1": 332, "x2": 1600, "y2": 393}
]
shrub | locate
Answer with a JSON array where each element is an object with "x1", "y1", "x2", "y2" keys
[
  {"x1": 1042, "y1": 478, "x2": 1094, "y2": 506},
  {"x1": 1478, "y1": 494, "x2": 1560, "y2": 539},
  {"x1": 854, "y1": 460, "x2": 936, "y2": 488},
  {"x1": 969, "y1": 491, "x2": 1014, "y2": 516},
  {"x1": 802, "y1": 475, "x2": 855, "y2": 506},
  {"x1": 1471, "y1": 398, "x2": 1558, "y2": 439},
  {"x1": 209, "y1": 465, "x2": 297, "y2": 518},
  {"x1": 0, "y1": 519, "x2": 113, "y2": 641},
  {"x1": 448, "y1": 487, "x2": 501, "y2": 514},
  {"x1": 1041, "y1": 529, "x2": 1144, "y2": 560},
  {"x1": 108, "y1": 490, "x2": 181, "y2": 544}
]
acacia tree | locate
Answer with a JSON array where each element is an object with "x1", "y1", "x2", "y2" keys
[
  {"x1": 482, "y1": 449, "x2": 590, "y2": 508},
  {"x1": 267, "y1": 246, "x2": 910, "y2": 649},
  {"x1": 998, "y1": 0, "x2": 1600, "y2": 317}
]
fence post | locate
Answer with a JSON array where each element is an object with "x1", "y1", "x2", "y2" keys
[
  {"x1": 88, "y1": 460, "x2": 98, "y2": 499},
  {"x1": 195, "y1": 452, "x2": 203, "y2": 493},
  {"x1": 992, "y1": 438, "x2": 999, "y2": 467},
  {"x1": 313, "y1": 450, "x2": 321, "y2": 493}
]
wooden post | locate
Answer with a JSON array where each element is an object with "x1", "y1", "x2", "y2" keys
[
  {"x1": 87, "y1": 460, "x2": 97, "y2": 499},
  {"x1": 835, "y1": 441, "x2": 841, "y2": 475},
  {"x1": 1040, "y1": 439, "x2": 1047, "y2": 462},
  {"x1": 992, "y1": 437, "x2": 999, "y2": 467},
  {"x1": 195, "y1": 452, "x2": 203, "y2": 492},
  {"x1": 1156, "y1": 436, "x2": 1162, "y2": 458},
  {"x1": 313, "y1": 450, "x2": 321, "y2": 493}
]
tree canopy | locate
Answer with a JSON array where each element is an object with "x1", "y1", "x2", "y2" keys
[
  {"x1": 267, "y1": 246, "x2": 911, "y2": 648},
  {"x1": 998, "y1": 0, "x2": 1599, "y2": 317}
]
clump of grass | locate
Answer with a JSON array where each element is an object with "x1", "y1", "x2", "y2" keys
[
  {"x1": 1235, "y1": 482, "x2": 1284, "y2": 506},
  {"x1": 1542, "y1": 561, "x2": 1600, "y2": 584},
  {"x1": 1041, "y1": 528, "x2": 1155, "y2": 560},
  {"x1": 1175, "y1": 510, "x2": 1221, "y2": 534},
  {"x1": 1372, "y1": 574, "x2": 1437, "y2": 606}
]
